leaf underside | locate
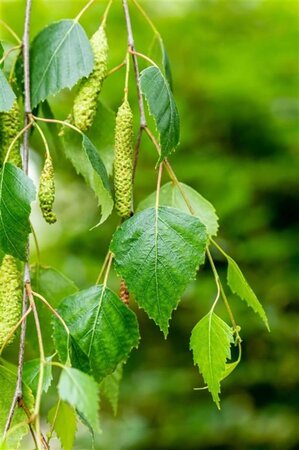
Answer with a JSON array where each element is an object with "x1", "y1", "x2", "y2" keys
[
  {"x1": 0, "y1": 69, "x2": 16, "y2": 112},
  {"x1": 140, "y1": 66, "x2": 180, "y2": 162}
]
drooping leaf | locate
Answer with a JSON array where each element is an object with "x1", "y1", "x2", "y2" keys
[
  {"x1": 58, "y1": 367, "x2": 100, "y2": 433},
  {"x1": 138, "y1": 182, "x2": 219, "y2": 236},
  {"x1": 111, "y1": 206, "x2": 208, "y2": 335},
  {"x1": 47, "y1": 400, "x2": 77, "y2": 450},
  {"x1": 226, "y1": 256, "x2": 269, "y2": 330},
  {"x1": 28, "y1": 266, "x2": 78, "y2": 354},
  {"x1": 0, "y1": 163, "x2": 35, "y2": 260},
  {"x1": 63, "y1": 128, "x2": 113, "y2": 225},
  {"x1": 190, "y1": 311, "x2": 234, "y2": 408},
  {"x1": 0, "y1": 365, "x2": 34, "y2": 449},
  {"x1": 100, "y1": 363, "x2": 123, "y2": 415},
  {"x1": 140, "y1": 66, "x2": 180, "y2": 162},
  {"x1": 53, "y1": 285, "x2": 140, "y2": 380},
  {"x1": 0, "y1": 69, "x2": 16, "y2": 112},
  {"x1": 159, "y1": 38, "x2": 173, "y2": 91},
  {"x1": 23, "y1": 356, "x2": 53, "y2": 395},
  {"x1": 30, "y1": 20, "x2": 93, "y2": 108}
]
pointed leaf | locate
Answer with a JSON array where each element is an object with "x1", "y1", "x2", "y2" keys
[
  {"x1": 227, "y1": 256, "x2": 269, "y2": 330},
  {"x1": 0, "y1": 69, "x2": 16, "y2": 112},
  {"x1": 0, "y1": 365, "x2": 34, "y2": 449},
  {"x1": 48, "y1": 401, "x2": 77, "y2": 450},
  {"x1": 100, "y1": 363, "x2": 123, "y2": 415},
  {"x1": 140, "y1": 66, "x2": 180, "y2": 162},
  {"x1": 30, "y1": 20, "x2": 93, "y2": 107},
  {"x1": 138, "y1": 182, "x2": 219, "y2": 236},
  {"x1": 53, "y1": 286, "x2": 140, "y2": 380},
  {"x1": 23, "y1": 356, "x2": 53, "y2": 395},
  {"x1": 190, "y1": 312, "x2": 234, "y2": 408},
  {"x1": 63, "y1": 129, "x2": 113, "y2": 225},
  {"x1": 58, "y1": 367, "x2": 100, "y2": 433},
  {"x1": 111, "y1": 206, "x2": 208, "y2": 335},
  {"x1": 0, "y1": 163, "x2": 35, "y2": 260}
]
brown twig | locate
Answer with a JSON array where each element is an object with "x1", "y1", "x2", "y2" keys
[
  {"x1": 4, "y1": 0, "x2": 32, "y2": 438},
  {"x1": 122, "y1": 0, "x2": 147, "y2": 193}
]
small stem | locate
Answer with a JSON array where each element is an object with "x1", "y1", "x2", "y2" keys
[
  {"x1": 46, "y1": 399, "x2": 61, "y2": 445},
  {"x1": 124, "y1": 51, "x2": 130, "y2": 101},
  {"x1": 0, "y1": 45, "x2": 21, "y2": 66},
  {"x1": 96, "y1": 250, "x2": 111, "y2": 285},
  {"x1": 101, "y1": 0, "x2": 113, "y2": 27},
  {"x1": 0, "y1": 306, "x2": 32, "y2": 355},
  {"x1": 131, "y1": 0, "x2": 160, "y2": 37},
  {"x1": 155, "y1": 164, "x2": 163, "y2": 210},
  {"x1": 206, "y1": 247, "x2": 240, "y2": 338},
  {"x1": 128, "y1": 49, "x2": 158, "y2": 68},
  {"x1": 26, "y1": 285, "x2": 45, "y2": 450},
  {"x1": 32, "y1": 291, "x2": 70, "y2": 337},
  {"x1": 30, "y1": 223, "x2": 41, "y2": 266},
  {"x1": 75, "y1": 0, "x2": 96, "y2": 23},
  {"x1": 103, "y1": 253, "x2": 113, "y2": 287},
  {"x1": 0, "y1": 19, "x2": 21, "y2": 44},
  {"x1": 3, "y1": 120, "x2": 33, "y2": 165},
  {"x1": 106, "y1": 60, "x2": 126, "y2": 78},
  {"x1": 32, "y1": 115, "x2": 83, "y2": 136},
  {"x1": 34, "y1": 122, "x2": 51, "y2": 158}
]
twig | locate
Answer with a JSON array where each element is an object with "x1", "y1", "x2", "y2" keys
[
  {"x1": 128, "y1": 49, "x2": 158, "y2": 68},
  {"x1": 0, "y1": 19, "x2": 22, "y2": 44},
  {"x1": 122, "y1": 0, "x2": 147, "y2": 191},
  {"x1": 4, "y1": 0, "x2": 32, "y2": 437},
  {"x1": 106, "y1": 60, "x2": 126, "y2": 78}
]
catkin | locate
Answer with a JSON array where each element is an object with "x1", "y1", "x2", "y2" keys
[
  {"x1": 72, "y1": 26, "x2": 108, "y2": 131},
  {"x1": 0, "y1": 255, "x2": 22, "y2": 348},
  {"x1": 38, "y1": 155, "x2": 57, "y2": 224},
  {"x1": 0, "y1": 101, "x2": 22, "y2": 168},
  {"x1": 114, "y1": 100, "x2": 133, "y2": 218}
]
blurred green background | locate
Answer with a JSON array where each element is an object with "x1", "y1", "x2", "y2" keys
[{"x1": 1, "y1": 0, "x2": 299, "y2": 449}]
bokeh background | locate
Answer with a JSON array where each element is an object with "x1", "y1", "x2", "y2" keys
[{"x1": 1, "y1": 0, "x2": 299, "y2": 449}]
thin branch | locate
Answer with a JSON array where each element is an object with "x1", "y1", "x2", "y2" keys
[
  {"x1": 128, "y1": 49, "x2": 158, "y2": 68},
  {"x1": 122, "y1": 0, "x2": 147, "y2": 192},
  {"x1": 106, "y1": 60, "x2": 126, "y2": 78},
  {"x1": 0, "y1": 19, "x2": 22, "y2": 44},
  {"x1": 131, "y1": 0, "x2": 160, "y2": 37},
  {"x1": 4, "y1": 0, "x2": 32, "y2": 437},
  {"x1": 0, "y1": 306, "x2": 32, "y2": 356}
]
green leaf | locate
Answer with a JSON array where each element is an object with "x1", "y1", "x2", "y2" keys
[
  {"x1": 140, "y1": 66, "x2": 180, "y2": 162},
  {"x1": 63, "y1": 129, "x2": 113, "y2": 225},
  {"x1": 23, "y1": 356, "x2": 53, "y2": 395},
  {"x1": 53, "y1": 285, "x2": 140, "y2": 380},
  {"x1": 58, "y1": 367, "x2": 100, "y2": 433},
  {"x1": 190, "y1": 312, "x2": 234, "y2": 408},
  {"x1": 226, "y1": 256, "x2": 270, "y2": 330},
  {"x1": 0, "y1": 163, "x2": 35, "y2": 260},
  {"x1": 111, "y1": 206, "x2": 208, "y2": 335},
  {"x1": 30, "y1": 20, "x2": 93, "y2": 108},
  {"x1": 100, "y1": 363, "x2": 123, "y2": 415},
  {"x1": 0, "y1": 69, "x2": 16, "y2": 112},
  {"x1": 47, "y1": 400, "x2": 77, "y2": 450},
  {"x1": 159, "y1": 38, "x2": 173, "y2": 91},
  {"x1": 138, "y1": 182, "x2": 219, "y2": 236},
  {"x1": 0, "y1": 44, "x2": 3, "y2": 67},
  {"x1": 0, "y1": 365, "x2": 34, "y2": 449}
]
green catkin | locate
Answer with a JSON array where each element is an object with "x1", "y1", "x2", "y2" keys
[
  {"x1": 0, "y1": 101, "x2": 22, "y2": 168},
  {"x1": 0, "y1": 255, "x2": 22, "y2": 348},
  {"x1": 72, "y1": 26, "x2": 108, "y2": 132},
  {"x1": 38, "y1": 156, "x2": 57, "y2": 224},
  {"x1": 114, "y1": 100, "x2": 134, "y2": 218}
]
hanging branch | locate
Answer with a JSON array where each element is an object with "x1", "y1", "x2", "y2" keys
[
  {"x1": 4, "y1": 0, "x2": 33, "y2": 436},
  {"x1": 122, "y1": 0, "x2": 147, "y2": 187}
]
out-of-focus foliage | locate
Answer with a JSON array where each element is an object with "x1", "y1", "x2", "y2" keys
[{"x1": 1, "y1": 0, "x2": 298, "y2": 448}]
